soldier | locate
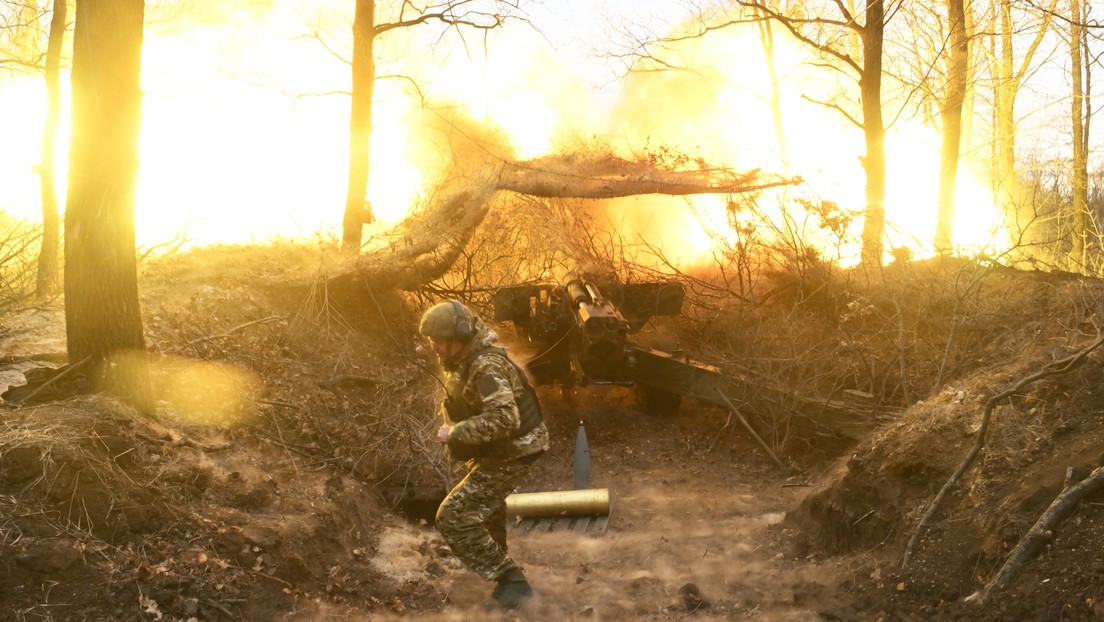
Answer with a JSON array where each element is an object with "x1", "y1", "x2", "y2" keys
[{"x1": 419, "y1": 299, "x2": 550, "y2": 611}]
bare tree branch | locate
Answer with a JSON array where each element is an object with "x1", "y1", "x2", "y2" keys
[
  {"x1": 901, "y1": 319, "x2": 1104, "y2": 570},
  {"x1": 332, "y1": 153, "x2": 793, "y2": 291},
  {"x1": 965, "y1": 464, "x2": 1104, "y2": 604},
  {"x1": 497, "y1": 155, "x2": 801, "y2": 199}
]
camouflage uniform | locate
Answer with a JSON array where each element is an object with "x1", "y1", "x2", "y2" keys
[{"x1": 435, "y1": 319, "x2": 550, "y2": 582}]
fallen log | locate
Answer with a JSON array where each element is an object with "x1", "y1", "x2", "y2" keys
[
  {"x1": 497, "y1": 154, "x2": 800, "y2": 199},
  {"x1": 338, "y1": 154, "x2": 797, "y2": 291},
  {"x1": 341, "y1": 178, "x2": 499, "y2": 291},
  {"x1": 901, "y1": 323, "x2": 1104, "y2": 571},
  {"x1": 965, "y1": 464, "x2": 1104, "y2": 605}
]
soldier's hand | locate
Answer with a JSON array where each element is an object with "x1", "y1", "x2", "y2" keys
[{"x1": 436, "y1": 424, "x2": 451, "y2": 444}]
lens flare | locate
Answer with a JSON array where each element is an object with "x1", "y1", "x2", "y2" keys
[{"x1": 147, "y1": 354, "x2": 262, "y2": 427}]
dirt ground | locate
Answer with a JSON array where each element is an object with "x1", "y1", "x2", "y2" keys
[{"x1": 2, "y1": 245, "x2": 1104, "y2": 621}]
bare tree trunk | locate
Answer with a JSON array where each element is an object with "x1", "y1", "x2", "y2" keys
[
  {"x1": 966, "y1": 464, "x2": 1104, "y2": 604},
  {"x1": 342, "y1": 157, "x2": 791, "y2": 290},
  {"x1": 993, "y1": 0, "x2": 1058, "y2": 238},
  {"x1": 35, "y1": 0, "x2": 66, "y2": 299},
  {"x1": 733, "y1": 0, "x2": 887, "y2": 266},
  {"x1": 65, "y1": 0, "x2": 152, "y2": 411},
  {"x1": 858, "y1": 0, "x2": 887, "y2": 267},
  {"x1": 341, "y1": 0, "x2": 377, "y2": 251},
  {"x1": 755, "y1": 13, "x2": 788, "y2": 165},
  {"x1": 960, "y1": 5, "x2": 976, "y2": 160},
  {"x1": 1084, "y1": 15, "x2": 1094, "y2": 260},
  {"x1": 1069, "y1": 0, "x2": 1088, "y2": 270},
  {"x1": 935, "y1": 0, "x2": 968, "y2": 253},
  {"x1": 994, "y1": 0, "x2": 1017, "y2": 221}
]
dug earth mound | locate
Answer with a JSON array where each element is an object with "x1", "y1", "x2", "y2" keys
[{"x1": 1, "y1": 246, "x2": 1103, "y2": 620}]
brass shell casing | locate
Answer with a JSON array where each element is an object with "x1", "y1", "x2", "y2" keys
[{"x1": 506, "y1": 488, "x2": 611, "y2": 517}]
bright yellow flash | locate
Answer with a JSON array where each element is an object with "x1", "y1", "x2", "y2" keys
[{"x1": 0, "y1": 4, "x2": 1009, "y2": 267}]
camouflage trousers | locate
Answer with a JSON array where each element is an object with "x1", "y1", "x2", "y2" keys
[{"x1": 436, "y1": 458, "x2": 534, "y2": 581}]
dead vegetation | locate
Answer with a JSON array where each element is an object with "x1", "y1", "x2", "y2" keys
[
  {"x1": 2, "y1": 184, "x2": 1104, "y2": 619},
  {"x1": 904, "y1": 321, "x2": 1104, "y2": 570},
  {"x1": 338, "y1": 148, "x2": 796, "y2": 291},
  {"x1": 0, "y1": 219, "x2": 41, "y2": 312}
]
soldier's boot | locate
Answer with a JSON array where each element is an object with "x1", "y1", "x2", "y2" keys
[{"x1": 489, "y1": 567, "x2": 534, "y2": 610}]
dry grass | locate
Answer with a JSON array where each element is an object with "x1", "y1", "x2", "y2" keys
[
  {"x1": 0, "y1": 397, "x2": 168, "y2": 540},
  {"x1": 0, "y1": 220, "x2": 43, "y2": 313}
]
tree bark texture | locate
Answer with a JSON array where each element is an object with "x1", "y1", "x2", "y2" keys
[
  {"x1": 64, "y1": 0, "x2": 152, "y2": 409},
  {"x1": 342, "y1": 0, "x2": 377, "y2": 251},
  {"x1": 935, "y1": 0, "x2": 968, "y2": 254},
  {"x1": 35, "y1": 0, "x2": 67, "y2": 299},
  {"x1": 966, "y1": 464, "x2": 1104, "y2": 604},
  {"x1": 1069, "y1": 0, "x2": 1089, "y2": 270},
  {"x1": 342, "y1": 157, "x2": 797, "y2": 291},
  {"x1": 858, "y1": 0, "x2": 887, "y2": 268}
]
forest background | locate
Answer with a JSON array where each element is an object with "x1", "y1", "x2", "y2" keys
[{"x1": 3, "y1": 1, "x2": 1104, "y2": 620}]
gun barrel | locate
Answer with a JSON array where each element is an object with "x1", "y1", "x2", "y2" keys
[
  {"x1": 492, "y1": 272, "x2": 681, "y2": 387},
  {"x1": 559, "y1": 275, "x2": 630, "y2": 371},
  {"x1": 564, "y1": 278, "x2": 590, "y2": 307}
]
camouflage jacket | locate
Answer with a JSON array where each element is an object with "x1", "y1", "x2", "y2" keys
[{"x1": 440, "y1": 320, "x2": 550, "y2": 464}]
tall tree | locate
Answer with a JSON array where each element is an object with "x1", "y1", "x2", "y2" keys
[
  {"x1": 343, "y1": 0, "x2": 376, "y2": 251},
  {"x1": 35, "y1": 0, "x2": 66, "y2": 299},
  {"x1": 339, "y1": 0, "x2": 524, "y2": 252},
  {"x1": 992, "y1": 0, "x2": 1058, "y2": 235},
  {"x1": 626, "y1": 1, "x2": 890, "y2": 264},
  {"x1": 64, "y1": 0, "x2": 152, "y2": 409},
  {"x1": 855, "y1": 0, "x2": 888, "y2": 267},
  {"x1": 1068, "y1": 0, "x2": 1090, "y2": 269},
  {"x1": 732, "y1": 0, "x2": 888, "y2": 266},
  {"x1": 959, "y1": 6, "x2": 978, "y2": 180},
  {"x1": 935, "y1": 0, "x2": 969, "y2": 253},
  {"x1": 753, "y1": 8, "x2": 788, "y2": 166}
]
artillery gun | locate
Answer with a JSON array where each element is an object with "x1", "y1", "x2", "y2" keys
[
  {"x1": 493, "y1": 272, "x2": 879, "y2": 440},
  {"x1": 383, "y1": 273, "x2": 881, "y2": 522}
]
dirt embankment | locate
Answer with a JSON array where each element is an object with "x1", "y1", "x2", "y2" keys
[{"x1": 2, "y1": 247, "x2": 1104, "y2": 621}]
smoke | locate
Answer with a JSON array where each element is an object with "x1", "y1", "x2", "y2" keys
[{"x1": 0, "y1": 1, "x2": 1003, "y2": 258}]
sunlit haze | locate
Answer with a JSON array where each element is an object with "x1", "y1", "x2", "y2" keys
[{"x1": 0, "y1": 1, "x2": 1009, "y2": 265}]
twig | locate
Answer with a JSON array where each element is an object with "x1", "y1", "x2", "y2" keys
[
  {"x1": 933, "y1": 307, "x2": 961, "y2": 394},
  {"x1": 258, "y1": 399, "x2": 297, "y2": 409},
  {"x1": 965, "y1": 464, "x2": 1104, "y2": 604},
  {"x1": 9, "y1": 355, "x2": 93, "y2": 406},
  {"x1": 319, "y1": 374, "x2": 380, "y2": 388},
  {"x1": 853, "y1": 509, "x2": 877, "y2": 525},
  {"x1": 932, "y1": 265, "x2": 991, "y2": 395},
  {"x1": 185, "y1": 316, "x2": 286, "y2": 346},
  {"x1": 894, "y1": 299, "x2": 910, "y2": 405},
  {"x1": 255, "y1": 571, "x2": 292, "y2": 587},
  {"x1": 172, "y1": 437, "x2": 232, "y2": 453},
  {"x1": 901, "y1": 322, "x2": 1104, "y2": 570},
  {"x1": 204, "y1": 599, "x2": 236, "y2": 618},
  {"x1": 715, "y1": 389, "x2": 788, "y2": 472},
  {"x1": 0, "y1": 352, "x2": 68, "y2": 364}
]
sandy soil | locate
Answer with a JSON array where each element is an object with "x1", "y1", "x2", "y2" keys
[{"x1": 353, "y1": 390, "x2": 852, "y2": 622}]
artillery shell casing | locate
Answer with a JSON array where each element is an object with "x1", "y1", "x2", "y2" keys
[{"x1": 506, "y1": 488, "x2": 610, "y2": 517}]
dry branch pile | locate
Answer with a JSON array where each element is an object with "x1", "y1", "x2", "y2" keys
[{"x1": 343, "y1": 152, "x2": 796, "y2": 291}]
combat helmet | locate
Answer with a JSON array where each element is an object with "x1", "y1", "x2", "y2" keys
[{"x1": 419, "y1": 300, "x2": 475, "y2": 342}]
